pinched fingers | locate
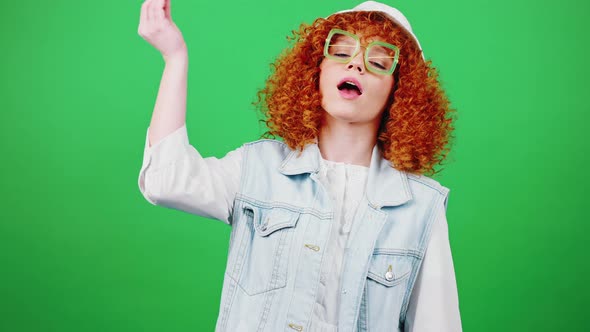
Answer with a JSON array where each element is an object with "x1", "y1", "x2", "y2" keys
[
  {"x1": 138, "y1": 0, "x2": 165, "y2": 36},
  {"x1": 151, "y1": 0, "x2": 166, "y2": 23},
  {"x1": 138, "y1": 0, "x2": 186, "y2": 58},
  {"x1": 139, "y1": 0, "x2": 151, "y2": 29},
  {"x1": 139, "y1": 0, "x2": 165, "y2": 25}
]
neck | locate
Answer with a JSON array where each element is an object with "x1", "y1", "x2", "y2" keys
[{"x1": 318, "y1": 116, "x2": 379, "y2": 167}]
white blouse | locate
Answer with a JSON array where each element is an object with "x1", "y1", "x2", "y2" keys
[
  {"x1": 310, "y1": 158, "x2": 369, "y2": 332},
  {"x1": 138, "y1": 124, "x2": 463, "y2": 331}
]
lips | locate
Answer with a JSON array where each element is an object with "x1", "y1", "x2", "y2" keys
[{"x1": 337, "y1": 77, "x2": 363, "y2": 99}]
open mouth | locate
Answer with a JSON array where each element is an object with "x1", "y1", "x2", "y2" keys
[{"x1": 337, "y1": 78, "x2": 363, "y2": 96}]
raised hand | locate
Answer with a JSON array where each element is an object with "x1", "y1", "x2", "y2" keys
[{"x1": 138, "y1": 0, "x2": 187, "y2": 61}]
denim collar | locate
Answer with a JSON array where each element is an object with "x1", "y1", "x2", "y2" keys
[{"x1": 278, "y1": 143, "x2": 412, "y2": 208}]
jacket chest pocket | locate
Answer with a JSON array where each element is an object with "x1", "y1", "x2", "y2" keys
[
  {"x1": 361, "y1": 251, "x2": 416, "y2": 331},
  {"x1": 367, "y1": 253, "x2": 412, "y2": 287},
  {"x1": 229, "y1": 204, "x2": 300, "y2": 296}
]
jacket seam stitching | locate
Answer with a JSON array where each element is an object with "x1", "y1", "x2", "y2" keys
[
  {"x1": 351, "y1": 206, "x2": 387, "y2": 329},
  {"x1": 399, "y1": 192, "x2": 444, "y2": 324},
  {"x1": 235, "y1": 194, "x2": 332, "y2": 220},
  {"x1": 406, "y1": 176, "x2": 448, "y2": 195}
]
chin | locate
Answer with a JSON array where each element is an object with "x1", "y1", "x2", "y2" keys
[{"x1": 323, "y1": 108, "x2": 361, "y2": 123}]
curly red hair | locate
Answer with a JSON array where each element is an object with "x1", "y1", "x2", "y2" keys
[{"x1": 255, "y1": 11, "x2": 455, "y2": 176}]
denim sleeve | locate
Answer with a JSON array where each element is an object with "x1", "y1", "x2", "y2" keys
[{"x1": 138, "y1": 124, "x2": 242, "y2": 224}]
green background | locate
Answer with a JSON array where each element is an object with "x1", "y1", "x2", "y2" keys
[{"x1": 1, "y1": 0, "x2": 588, "y2": 331}]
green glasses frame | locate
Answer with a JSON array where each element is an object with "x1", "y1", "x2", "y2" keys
[{"x1": 323, "y1": 28, "x2": 400, "y2": 75}]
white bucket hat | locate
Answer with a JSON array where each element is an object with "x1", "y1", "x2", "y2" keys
[{"x1": 331, "y1": 1, "x2": 424, "y2": 59}]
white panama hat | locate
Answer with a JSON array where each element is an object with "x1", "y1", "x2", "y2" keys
[{"x1": 330, "y1": 1, "x2": 425, "y2": 59}]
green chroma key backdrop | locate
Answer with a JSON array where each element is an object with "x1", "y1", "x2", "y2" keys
[{"x1": 1, "y1": 0, "x2": 588, "y2": 331}]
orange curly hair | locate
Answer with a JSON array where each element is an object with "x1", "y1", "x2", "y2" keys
[{"x1": 255, "y1": 11, "x2": 455, "y2": 176}]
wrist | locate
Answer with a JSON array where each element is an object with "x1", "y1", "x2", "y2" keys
[{"x1": 163, "y1": 46, "x2": 188, "y2": 64}]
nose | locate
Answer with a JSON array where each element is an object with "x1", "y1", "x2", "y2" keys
[{"x1": 347, "y1": 52, "x2": 365, "y2": 74}]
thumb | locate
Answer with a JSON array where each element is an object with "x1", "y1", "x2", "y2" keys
[{"x1": 164, "y1": 0, "x2": 172, "y2": 20}]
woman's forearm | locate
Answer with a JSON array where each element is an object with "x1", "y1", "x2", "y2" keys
[{"x1": 147, "y1": 48, "x2": 188, "y2": 148}]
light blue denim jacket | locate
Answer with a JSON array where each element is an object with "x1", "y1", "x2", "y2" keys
[{"x1": 215, "y1": 139, "x2": 449, "y2": 332}]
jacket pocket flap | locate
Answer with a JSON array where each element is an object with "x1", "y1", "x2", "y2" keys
[
  {"x1": 245, "y1": 206, "x2": 300, "y2": 237},
  {"x1": 367, "y1": 253, "x2": 413, "y2": 287}
]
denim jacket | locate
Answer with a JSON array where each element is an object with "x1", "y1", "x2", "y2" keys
[{"x1": 214, "y1": 139, "x2": 450, "y2": 332}]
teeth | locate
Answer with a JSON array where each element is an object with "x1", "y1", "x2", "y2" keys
[{"x1": 337, "y1": 80, "x2": 362, "y2": 95}]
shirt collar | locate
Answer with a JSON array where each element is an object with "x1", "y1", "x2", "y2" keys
[{"x1": 278, "y1": 143, "x2": 412, "y2": 208}]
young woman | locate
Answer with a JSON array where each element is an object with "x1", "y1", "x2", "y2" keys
[{"x1": 137, "y1": 1, "x2": 462, "y2": 331}]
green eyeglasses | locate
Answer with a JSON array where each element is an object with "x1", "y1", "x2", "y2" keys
[{"x1": 323, "y1": 28, "x2": 400, "y2": 75}]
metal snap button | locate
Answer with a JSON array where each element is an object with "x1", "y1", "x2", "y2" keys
[
  {"x1": 288, "y1": 323, "x2": 303, "y2": 331},
  {"x1": 385, "y1": 264, "x2": 394, "y2": 281},
  {"x1": 304, "y1": 244, "x2": 320, "y2": 251},
  {"x1": 385, "y1": 271, "x2": 394, "y2": 281}
]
